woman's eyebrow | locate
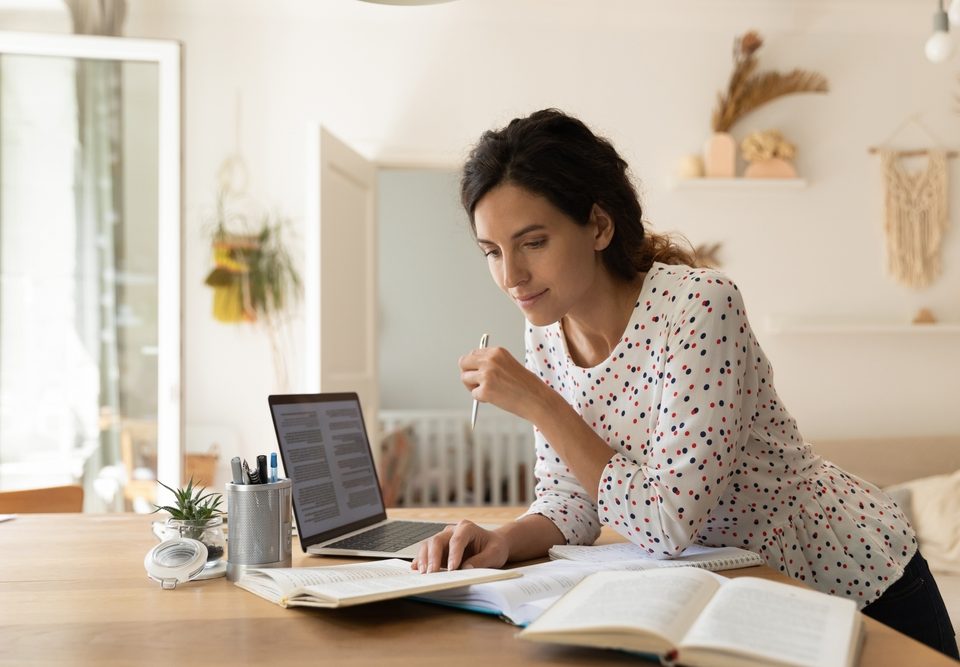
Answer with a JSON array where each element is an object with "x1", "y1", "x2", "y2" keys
[{"x1": 476, "y1": 224, "x2": 547, "y2": 245}]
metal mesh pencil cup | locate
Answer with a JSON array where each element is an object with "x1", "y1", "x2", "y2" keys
[{"x1": 225, "y1": 479, "x2": 292, "y2": 582}]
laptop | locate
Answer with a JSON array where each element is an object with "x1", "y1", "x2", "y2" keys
[{"x1": 268, "y1": 392, "x2": 449, "y2": 559}]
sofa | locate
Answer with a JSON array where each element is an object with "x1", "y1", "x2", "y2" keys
[{"x1": 812, "y1": 436, "x2": 960, "y2": 626}]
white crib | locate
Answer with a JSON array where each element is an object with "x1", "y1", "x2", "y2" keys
[{"x1": 378, "y1": 410, "x2": 536, "y2": 507}]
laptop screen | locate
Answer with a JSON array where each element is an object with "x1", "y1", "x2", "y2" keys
[{"x1": 269, "y1": 393, "x2": 387, "y2": 546}]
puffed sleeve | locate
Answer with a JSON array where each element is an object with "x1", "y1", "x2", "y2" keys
[
  {"x1": 519, "y1": 325, "x2": 601, "y2": 545},
  {"x1": 596, "y1": 274, "x2": 760, "y2": 557}
]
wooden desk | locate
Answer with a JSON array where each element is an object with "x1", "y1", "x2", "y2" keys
[{"x1": 0, "y1": 508, "x2": 954, "y2": 666}]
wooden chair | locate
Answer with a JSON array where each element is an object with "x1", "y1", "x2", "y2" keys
[
  {"x1": 0, "y1": 485, "x2": 83, "y2": 513},
  {"x1": 120, "y1": 419, "x2": 159, "y2": 511},
  {"x1": 120, "y1": 419, "x2": 223, "y2": 511}
]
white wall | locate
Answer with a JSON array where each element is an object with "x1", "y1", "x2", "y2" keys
[
  {"x1": 4, "y1": 1, "x2": 958, "y2": 488},
  {"x1": 377, "y1": 168, "x2": 525, "y2": 411}
]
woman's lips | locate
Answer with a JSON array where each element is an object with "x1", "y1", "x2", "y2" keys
[{"x1": 514, "y1": 289, "x2": 547, "y2": 309}]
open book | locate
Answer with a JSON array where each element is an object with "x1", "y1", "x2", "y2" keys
[
  {"x1": 416, "y1": 545, "x2": 760, "y2": 628},
  {"x1": 234, "y1": 558, "x2": 518, "y2": 608},
  {"x1": 549, "y1": 543, "x2": 764, "y2": 570},
  {"x1": 519, "y1": 568, "x2": 863, "y2": 667}
]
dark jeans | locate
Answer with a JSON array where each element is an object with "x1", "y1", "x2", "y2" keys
[{"x1": 862, "y1": 549, "x2": 959, "y2": 660}]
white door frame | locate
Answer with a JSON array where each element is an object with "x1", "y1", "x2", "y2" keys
[{"x1": 0, "y1": 31, "x2": 183, "y2": 497}]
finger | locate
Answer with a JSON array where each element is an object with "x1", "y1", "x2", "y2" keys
[
  {"x1": 412, "y1": 542, "x2": 428, "y2": 571},
  {"x1": 416, "y1": 530, "x2": 448, "y2": 573},
  {"x1": 425, "y1": 532, "x2": 450, "y2": 573},
  {"x1": 461, "y1": 369, "x2": 482, "y2": 391},
  {"x1": 458, "y1": 351, "x2": 482, "y2": 372},
  {"x1": 446, "y1": 522, "x2": 478, "y2": 571}
]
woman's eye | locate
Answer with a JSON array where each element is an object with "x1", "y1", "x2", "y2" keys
[
  {"x1": 483, "y1": 248, "x2": 501, "y2": 258},
  {"x1": 524, "y1": 238, "x2": 546, "y2": 249}
]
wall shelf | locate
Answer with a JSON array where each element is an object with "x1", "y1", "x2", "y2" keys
[
  {"x1": 670, "y1": 177, "x2": 807, "y2": 190},
  {"x1": 765, "y1": 320, "x2": 960, "y2": 335}
]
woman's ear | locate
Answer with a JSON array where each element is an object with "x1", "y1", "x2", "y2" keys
[{"x1": 589, "y1": 204, "x2": 615, "y2": 251}]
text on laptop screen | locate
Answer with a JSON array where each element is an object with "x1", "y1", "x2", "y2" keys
[{"x1": 272, "y1": 398, "x2": 383, "y2": 537}]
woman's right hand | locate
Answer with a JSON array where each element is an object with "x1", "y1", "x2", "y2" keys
[{"x1": 412, "y1": 519, "x2": 510, "y2": 573}]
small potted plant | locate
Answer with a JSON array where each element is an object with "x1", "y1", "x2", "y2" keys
[{"x1": 152, "y1": 478, "x2": 226, "y2": 566}]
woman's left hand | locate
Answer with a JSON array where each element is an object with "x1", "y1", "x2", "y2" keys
[{"x1": 459, "y1": 346, "x2": 553, "y2": 422}]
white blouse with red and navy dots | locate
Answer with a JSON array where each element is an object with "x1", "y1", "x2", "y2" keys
[{"x1": 520, "y1": 262, "x2": 916, "y2": 608}]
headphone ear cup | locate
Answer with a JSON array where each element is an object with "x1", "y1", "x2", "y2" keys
[{"x1": 144, "y1": 538, "x2": 208, "y2": 589}]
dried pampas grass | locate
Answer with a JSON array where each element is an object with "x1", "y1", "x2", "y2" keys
[{"x1": 711, "y1": 31, "x2": 829, "y2": 133}]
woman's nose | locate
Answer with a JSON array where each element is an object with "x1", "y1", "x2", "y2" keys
[{"x1": 502, "y1": 253, "x2": 528, "y2": 288}]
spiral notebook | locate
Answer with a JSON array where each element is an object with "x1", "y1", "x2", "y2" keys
[{"x1": 548, "y1": 542, "x2": 764, "y2": 572}]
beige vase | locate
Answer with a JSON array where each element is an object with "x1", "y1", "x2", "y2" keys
[
  {"x1": 703, "y1": 132, "x2": 736, "y2": 178},
  {"x1": 744, "y1": 157, "x2": 797, "y2": 179}
]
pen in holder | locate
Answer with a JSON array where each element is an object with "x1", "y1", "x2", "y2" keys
[{"x1": 225, "y1": 479, "x2": 292, "y2": 582}]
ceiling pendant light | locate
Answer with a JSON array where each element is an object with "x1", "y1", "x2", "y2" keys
[
  {"x1": 948, "y1": 0, "x2": 960, "y2": 26},
  {"x1": 926, "y1": 0, "x2": 955, "y2": 63}
]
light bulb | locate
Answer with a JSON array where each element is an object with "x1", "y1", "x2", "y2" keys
[
  {"x1": 949, "y1": 0, "x2": 960, "y2": 26},
  {"x1": 926, "y1": 30, "x2": 954, "y2": 62},
  {"x1": 926, "y1": 5, "x2": 954, "y2": 63}
]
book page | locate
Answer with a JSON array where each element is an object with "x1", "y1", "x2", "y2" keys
[
  {"x1": 420, "y1": 557, "x2": 720, "y2": 626},
  {"x1": 511, "y1": 594, "x2": 561, "y2": 627},
  {"x1": 420, "y1": 560, "x2": 606, "y2": 625},
  {"x1": 522, "y1": 568, "x2": 724, "y2": 647},
  {"x1": 680, "y1": 577, "x2": 859, "y2": 667},
  {"x1": 238, "y1": 559, "x2": 412, "y2": 601},
  {"x1": 291, "y1": 567, "x2": 518, "y2": 606}
]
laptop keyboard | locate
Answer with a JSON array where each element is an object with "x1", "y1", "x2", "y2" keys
[{"x1": 325, "y1": 521, "x2": 448, "y2": 552}]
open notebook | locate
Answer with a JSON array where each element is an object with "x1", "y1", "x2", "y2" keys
[{"x1": 548, "y1": 543, "x2": 765, "y2": 570}]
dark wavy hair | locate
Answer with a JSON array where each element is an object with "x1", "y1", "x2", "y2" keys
[{"x1": 460, "y1": 109, "x2": 695, "y2": 281}]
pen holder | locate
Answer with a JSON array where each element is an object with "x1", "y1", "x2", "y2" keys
[{"x1": 225, "y1": 479, "x2": 292, "y2": 582}]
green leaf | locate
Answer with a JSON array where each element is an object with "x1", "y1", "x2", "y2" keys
[{"x1": 151, "y1": 477, "x2": 224, "y2": 520}]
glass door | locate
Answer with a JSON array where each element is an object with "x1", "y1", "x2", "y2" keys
[{"x1": 0, "y1": 32, "x2": 181, "y2": 511}]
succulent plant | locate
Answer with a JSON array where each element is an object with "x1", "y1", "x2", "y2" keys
[{"x1": 152, "y1": 478, "x2": 223, "y2": 523}]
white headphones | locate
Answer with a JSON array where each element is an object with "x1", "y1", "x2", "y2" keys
[{"x1": 144, "y1": 538, "x2": 208, "y2": 589}]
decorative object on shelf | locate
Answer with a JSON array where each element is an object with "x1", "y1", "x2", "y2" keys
[
  {"x1": 913, "y1": 308, "x2": 938, "y2": 324},
  {"x1": 693, "y1": 242, "x2": 723, "y2": 269},
  {"x1": 705, "y1": 31, "x2": 828, "y2": 177},
  {"x1": 676, "y1": 153, "x2": 705, "y2": 180},
  {"x1": 703, "y1": 133, "x2": 737, "y2": 178},
  {"x1": 741, "y1": 130, "x2": 797, "y2": 178}
]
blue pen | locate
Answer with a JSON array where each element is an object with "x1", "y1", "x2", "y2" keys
[{"x1": 270, "y1": 452, "x2": 278, "y2": 483}]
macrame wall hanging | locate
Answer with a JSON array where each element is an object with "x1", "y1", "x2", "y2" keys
[
  {"x1": 869, "y1": 116, "x2": 955, "y2": 289},
  {"x1": 878, "y1": 149, "x2": 948, "y2": 288}
]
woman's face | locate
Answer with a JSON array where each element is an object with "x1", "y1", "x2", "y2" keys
[{"x1": 473, "y1": 183, "x2": 611, "y2": 327}]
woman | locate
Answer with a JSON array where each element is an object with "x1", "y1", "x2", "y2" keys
[{"x1": 412, "y1": 109, "x2": 957, "y2": 658}]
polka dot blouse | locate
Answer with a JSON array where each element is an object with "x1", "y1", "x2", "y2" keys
[{"x1": 520, "y1": 262, "x2": 916, "y2": 608}]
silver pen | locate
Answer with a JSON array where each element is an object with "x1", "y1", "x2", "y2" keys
[{"x1": 470, "y1": 333, "x2": 490, "y2": 430}]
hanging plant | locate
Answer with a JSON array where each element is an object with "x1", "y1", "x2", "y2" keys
[
  {"x1": 204, "y1": 189, "x2": 301, "y2": 325},
  {"x1": 202, "y1": 155, "x2": 302, "y2": 390},
  {"x1": 711, "y1": 31, "x2": 829, "y2": 133}
]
